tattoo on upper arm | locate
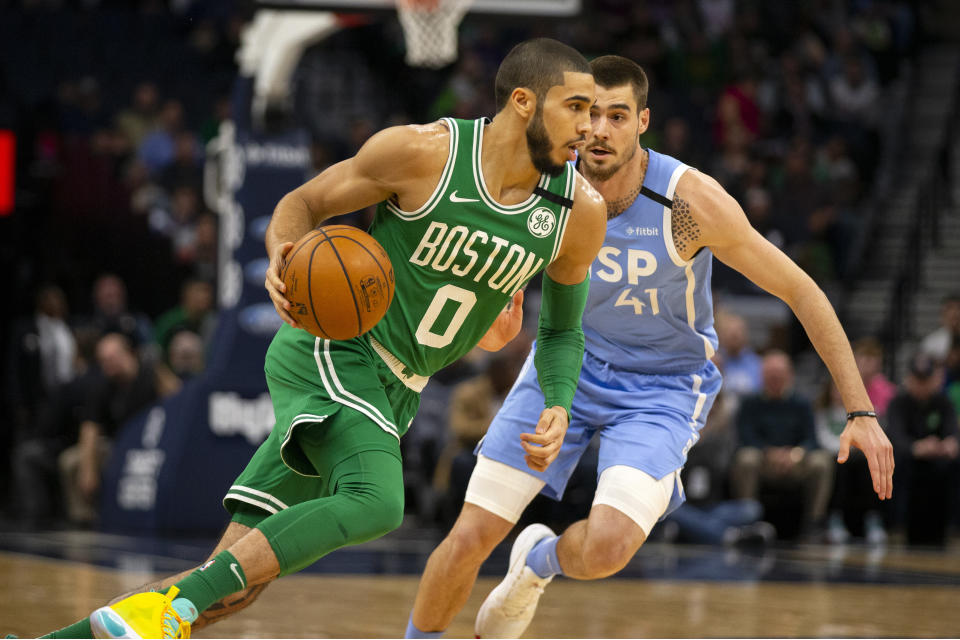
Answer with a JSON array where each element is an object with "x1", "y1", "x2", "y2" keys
[{"x1": 671, "y1": 196, "x2": 700, "y2": 256}]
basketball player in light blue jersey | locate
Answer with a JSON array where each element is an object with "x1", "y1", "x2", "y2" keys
[{"x1": 404, "y1": 56, "x2": 894, "y2": 639}]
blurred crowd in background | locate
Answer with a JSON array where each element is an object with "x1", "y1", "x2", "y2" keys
[{"x1": 1, "y1": 0, "x2": 958, "y2": 549}]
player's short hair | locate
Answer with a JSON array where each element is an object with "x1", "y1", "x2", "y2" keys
[
  {"x1": 494, "y1": 38, "x2": 591, "y2": 111},
  {"x1": 590, "y1": 55, "x2": 649, "y2": 111}
]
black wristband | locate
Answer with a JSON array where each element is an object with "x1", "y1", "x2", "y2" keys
[{"x1": 846, "y1": 410, "x2": 878, "y2": 421}]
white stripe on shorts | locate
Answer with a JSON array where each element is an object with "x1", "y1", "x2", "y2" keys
[
  {"x1": 313, "y1": 338, "x2": 400, "y2": 440},
  {"x1": 228, "y1": 485, "x2": 289, "y2": 510},
  {"x1": 690, "y1": 374, "x2": 706, "y2": 423},
  {"x1": 223, "y1": 493, "x2": 280, "y2": 515}
]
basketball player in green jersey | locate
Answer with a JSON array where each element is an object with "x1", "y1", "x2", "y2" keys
[{"x1": 37, "y1": 38, "x2": 606, "y2": 639}]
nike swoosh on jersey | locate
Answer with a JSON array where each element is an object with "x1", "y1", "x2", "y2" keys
[
  {"x1": 230, "y1": 562, "x2": 246, "y2": 589},
  {"x1": 449, "y1": 190, "x2": 479, "y2": 203}
]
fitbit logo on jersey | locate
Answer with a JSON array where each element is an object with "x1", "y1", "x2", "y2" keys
[{"x1": 409, "y1": 221, "x2": 544, "y2": 295}]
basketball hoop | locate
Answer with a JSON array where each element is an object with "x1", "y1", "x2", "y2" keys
[{"x1": 396, "y1": 0, "x2": 472, "y2": 68}]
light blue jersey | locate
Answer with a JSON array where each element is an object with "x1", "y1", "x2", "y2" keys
[
  {"x1": 582, "y1": 149, "x2": 717, "y2": 374},
  {"x1": 477, "y1": 149, "x2": 722, "y2": 518}
]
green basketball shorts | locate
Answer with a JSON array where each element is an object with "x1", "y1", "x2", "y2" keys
[{"x1": 223, "y1": 324, "x2": 422, "y2": 522}]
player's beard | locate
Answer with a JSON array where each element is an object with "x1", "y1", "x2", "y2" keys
[
  {"x1": 526, "y1": 107, "x2": 567, "y2": 177},
  {"x1": 582, "y1": 138, "x2": 637, "y2": 182}
]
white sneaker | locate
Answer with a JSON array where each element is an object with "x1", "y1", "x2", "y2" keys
[
  {"x1": 475, "y1": 523, "x2": 556, "y2": 638},
  {"x1": 826, "y1": 512, "x2": 850, "y2": 545},
  {"x1": 864, "y1": 511, "x2": 888, "y2": 546}
]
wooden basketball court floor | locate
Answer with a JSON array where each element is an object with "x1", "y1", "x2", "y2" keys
[{"x1": 2, "y1": 528, "x2": 960, "y2": 638}]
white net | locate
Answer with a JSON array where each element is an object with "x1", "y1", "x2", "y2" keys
[{"x1": 396, "y1": 0, "x2": 472, "y2": 68}]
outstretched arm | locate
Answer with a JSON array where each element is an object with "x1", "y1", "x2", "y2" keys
[
  {"x1": 524, "y1": 174, "x2": 606, "y2": 472},
  {"x1": 678, "y1": 170, "x2": 894, "y2": 499}
]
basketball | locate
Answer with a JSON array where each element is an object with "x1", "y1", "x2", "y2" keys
[{"x1": 281, "y1": 225, "x2": 395, "y2": 340}]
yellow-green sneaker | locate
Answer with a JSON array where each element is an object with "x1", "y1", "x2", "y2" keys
[{"x1": 91, "y1": 586, "x2": 197, "y2": 639}]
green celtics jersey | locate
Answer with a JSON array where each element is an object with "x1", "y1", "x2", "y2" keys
[{"x1": 367, "y1": 117, "x2": 577, "y2": 377}]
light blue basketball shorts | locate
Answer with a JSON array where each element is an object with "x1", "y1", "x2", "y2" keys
[{"x1": 475, "y1": 345, "x2": 722, "y2": 518}]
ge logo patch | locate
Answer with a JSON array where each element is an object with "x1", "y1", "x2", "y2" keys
[{"x1": 527, "y1": 207, "x2": 556, "y2": 238}]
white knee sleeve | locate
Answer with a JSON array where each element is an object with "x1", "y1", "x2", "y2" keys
[
  {"x1": 593, "y1": 466, "x2": 679, "y2": 535},
  {"x1": 464, "y1": 455, "x2": 546, "y2": 524}
]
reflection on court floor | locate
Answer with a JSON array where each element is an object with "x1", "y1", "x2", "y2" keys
[{"x1": 2, "y1": 529, "x2": 959, "y2": 638}]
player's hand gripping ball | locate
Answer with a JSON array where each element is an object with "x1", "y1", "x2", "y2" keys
[{"x1": 281, "y1": 225, "x2": 395, "y2": 340}]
